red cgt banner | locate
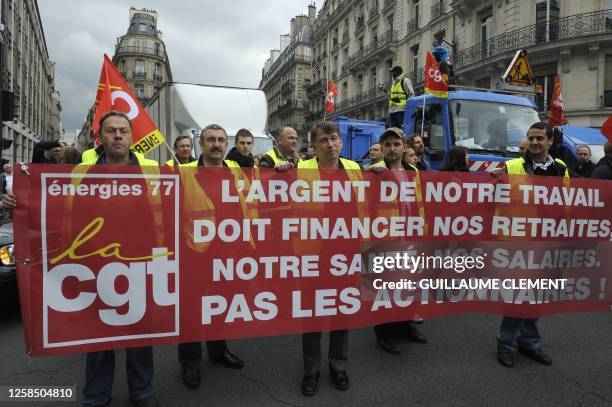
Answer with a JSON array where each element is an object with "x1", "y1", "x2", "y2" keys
[{"x1": 13, "y1": 165, "x2": 612, "y2": 356}]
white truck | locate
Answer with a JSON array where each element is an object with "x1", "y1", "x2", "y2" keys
[{"x1": 144, "y1": 82, "x2": 274, "y2": 163}]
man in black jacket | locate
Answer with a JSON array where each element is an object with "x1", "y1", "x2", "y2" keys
[
  {"x1": 571, "y1": 145, "x2": 596, "y2": 177},
  {"x1": 225, "y1": 128, "x2": 255, "y2": 167},
  {"x1": 591, "y1": 142, "x2": 612, "y2": 180}
]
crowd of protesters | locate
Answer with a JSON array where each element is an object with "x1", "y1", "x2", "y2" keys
[{"x1": 1, "y1": 114, "x2": 611, "y2": 406}]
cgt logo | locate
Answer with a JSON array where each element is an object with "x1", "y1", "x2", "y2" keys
[
  {"x1": 45, "y1": 247, "x2": 177, "y2": 326},
  {"x1": 42, "y1": 216, "x2": 179, "y2": 347}
]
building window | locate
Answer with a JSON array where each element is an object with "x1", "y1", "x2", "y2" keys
[
  {"x1": 411, "y1": 44, "x2": 419, "y2": 75},
  {"x1": 139, "y1": 23, "x2": 148, "y2": 33},
  {"x1": 135, "y1": 84, "x2": 144, "y2": 98},
  {"x1": 135, "y1": 60, "x2": 145, "y2": 73},
  {"x1": 414, "y1": 0, "x2": 420, "y2": 27},
  {"x1": 342, "y1": 82, "x2": 348, "y2": 100},
  {"x1": 605, "y1": 55, "x2": 612, "y2": 107},
  {"x1": 370, "y1": 66, "x2": 377, "y2": 88},
  {"x1": 534, "y1": 73, "x2": 556, "y2": 111},
  {"x1": 480, "y1": 12, "x2": 493, "y2": 57},
  {"x1": 155, "y1": 63, "x2": 162, "y2": 82},
  {"x1": 536, "y1": 0, "x2": 560, "y2": 43},
  {"x1": 357, "y1": 74, "x2": 363, "y2": 95},
  {"x1": 387, "y1": 14, "x2": 394, "y2": 32}
]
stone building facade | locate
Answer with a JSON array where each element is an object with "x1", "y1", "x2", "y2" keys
[
  {"x1": 260, "y1": 5, "x2": 317, "y2": 146},
  {"x1": 298, "y1": 0, "x2": 611, "y2": 128},
  {"x1": 77, "y1": 7, "x2": 172, "y2": 150},
  {"x1": 0, "y1": 0, "x2": 60, "y2": 164}
]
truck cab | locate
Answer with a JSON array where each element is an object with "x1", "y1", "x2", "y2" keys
[{"x1": 404, "y1": 90, "x2": 542, "y2": 171}]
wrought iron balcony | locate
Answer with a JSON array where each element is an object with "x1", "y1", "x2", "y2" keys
[
  {"x1": 407, "y1": 67, "x2": 425, "y2": 87},
  {"x1": 407, "y1": 16, "x2": 418, "y2": 34},
  {"x1": 281, "y1": 79, "x2": 294, "y2": 93},
  {"x1": 305, "y1": 109, "x2": 325, "y2": 123},
  {"x1": 115, "y1": 45, "x2": 167, "y2": 61},
  {"x1": 455, "y1": 9, "x2": 612, "y2": 70},
  {"x1": 382, "y1": 0, "x2": 396, "y2": 13},
  {"x1": 306, "y1": 79, "x2": 325, "y2": 95},
  {"x1": 340, "y1": 63, "x2": 349, "y2": 75},
  {"x1": 431, "y1": 0, "x2": 445, "y2": 21},
  {"x1": 133, "y1": 71, "x2": 146, "y2": 80},
  {"x1": 277, "y1": 100, "x2": 293, "y2": 115},
  {"x1": 347, "y1": 30, "x2": 398, "y2": 70}
]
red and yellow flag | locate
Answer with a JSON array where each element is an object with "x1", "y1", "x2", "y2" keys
[
  {"x1": 325, "y1": 80, "x2": 337, "y2": 113},
  {"x1": 548, "y1": 74, "x2": 567, "y2": 127},
  {"x1": 424, "y1": 51, "x2": 448, "y2": 98},
  {"x1": 91, "y1": 54, "x2": 165, "y2": 155}
]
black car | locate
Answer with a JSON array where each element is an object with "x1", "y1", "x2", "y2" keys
[{"x1": 0, "y1": 221, "x2": 16, "y2": 294}]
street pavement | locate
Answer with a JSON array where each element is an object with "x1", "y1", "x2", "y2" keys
[{"x1": 0, "y1": 297, "x2": 610, "y2": 407}]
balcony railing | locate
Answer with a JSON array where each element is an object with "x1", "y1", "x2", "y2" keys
[
  {"x1": 334, "y1": 86, "x2": 387, "y2": 114},
  {"x1": 382, "y1": 0, "x2": 396, "y2": 13},
  {"x1": 115, "y1": 46, "x2": 167, "y2": 61},
  {"x1": 456, "y1": 9, "x2": 612, "y2": 70},
  {"x1": 430, "y1": 0, "x2": 445, "y2": 21},
  {"x1": 407, "y1": 67, "x2": 425, "y2": 87},
  {"x1": 306, "y1": 79, "x2": 325, "y2": 95},
  {"x1": 305, "y1": 109, "x2": 325, "y2": 123},
  {"x1": 347, "y1": 30, "x2": 398, "y2": 69},
  {"x1": 277, "y1": 100, "x2": 293, "y2": 115},
  {"x1": 133, "y1": 71, "x2": 146, "y2": 80},
  {"x1": 407, "y1": 16, "x2": 418, "y2": 34}
]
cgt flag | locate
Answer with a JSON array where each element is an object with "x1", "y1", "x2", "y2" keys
[
  {"x1": 424, "y1": 51, "x2": 448, "y2": 98},
  {"x1": 326, "y1": 80, "x2": 337, "y2": 113},
  {"x1": 548, "y1": 74, "x2": 567, "y2": 127},
  {"x1": 91, "y1": 54, "x2": 165, "y2": 155}
]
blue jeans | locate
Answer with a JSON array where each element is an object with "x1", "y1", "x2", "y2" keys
[
  {"x1": 497, "y1": 317, "x2": 541, "y2": 352},
  {"x1": 82, "y1": 347, "x2": 154, "y2": 405}
]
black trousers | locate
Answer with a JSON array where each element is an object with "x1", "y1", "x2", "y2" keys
[
  {"x1": 389, "y1": 111, "x2": 405, "y2": 128},
  {"x1": 302, "y1": 330, "x2": 348, "y2": 376},
  {"x1": 178, "y1": 340, "x2": 227, "y2": 369},
  {"x1": 374, "y1": 321, "x2": 414, "y2": 339}
]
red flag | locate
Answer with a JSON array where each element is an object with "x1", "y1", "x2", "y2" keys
[
  {"x1": 548, "y1": 74, "x2": 567, "y2": 127},
  {"x1": 424, "y1": 52, "x2": 448, "y2": 98},
  {"x1": 325, "y1": 80, "x2": 337, "y2": 113},
  {"x1": 90, "y1": 54, "x2": 165, "y2": 155},
  {"x1": 601, "y1": 115, "x2": 612, "y2": 143}
]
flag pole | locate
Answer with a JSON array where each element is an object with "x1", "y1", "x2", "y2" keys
[
  {"x1": 162, "y1": 137, "x2": 179, "y2": 164},
  {"x1": 420, "y1": 95, "x2": 426, "y2": 139}
]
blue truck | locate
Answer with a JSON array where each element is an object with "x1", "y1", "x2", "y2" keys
[
  {"x1": 403, "y1": 90, "x2": 607, "y2": 171},
  {"x1": 334, "y1": 90, "x2": 607, "y2": 171}
]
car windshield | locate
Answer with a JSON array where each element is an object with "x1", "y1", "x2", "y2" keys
[{"x1": 450, "y1": 100, "x2": 540, "y2": 153}]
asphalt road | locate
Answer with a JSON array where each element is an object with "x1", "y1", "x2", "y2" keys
[{"x1": 0, "y1": 298, "x2": 610, "y2": 407}]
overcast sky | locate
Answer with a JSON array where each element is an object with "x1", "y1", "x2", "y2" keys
[{"x1": 38, "y1": 0, "x2": 315, "y2": 134}]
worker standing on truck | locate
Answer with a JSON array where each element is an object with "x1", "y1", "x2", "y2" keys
[{"x1": 379, "y1": 65, "x2": 415, "y2": 128}]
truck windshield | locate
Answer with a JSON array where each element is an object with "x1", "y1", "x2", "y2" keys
[{"x1": 450, "y1": 100, "x2": 540, "y2": 153}]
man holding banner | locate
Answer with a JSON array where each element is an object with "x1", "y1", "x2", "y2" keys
[
  {"x1": 297, "y1": 121, "x2": 361, "y2": 396},
  {"x1": 178, "y1": 124, "x2": 245, "y2": 390},
  {"x1": 2, "y1": 111, "x2": 161, "y2": 407},
  {"x1": 497, "y1": 122, "x2": 569, "y2": 368}
]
